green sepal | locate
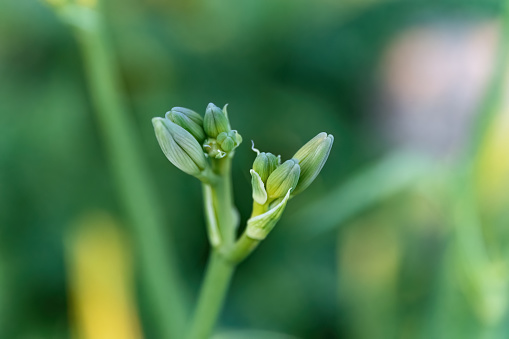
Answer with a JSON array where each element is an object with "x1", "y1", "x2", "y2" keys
[
  {"x1": 250, "y1": 169, "x2": 268, "y2": 205},
  {"x1": 246, "y1": 188, "x2": 291, "y2": 240}
]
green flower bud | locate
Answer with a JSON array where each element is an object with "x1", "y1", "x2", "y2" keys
[
  {"x1": 204, "y1": 103, "x2": 229, "y2": 138},
  {"x1": 152, "y1": 117, "x2": 208, "y2": 176},
  {"x1": 217, "y1": 130, "x2": 241, "y2": 152},
  {"x1": 292, "y1": 132, "x2": 334, "y2": 195},
  {"x1": 266, "y1": 159, "x2": 300, "y2": 198},
  {"x1": 166, "y1": 107, "x2": 205, "y2": 143},
  {"x1": 252, "y1": 152, "x2": 279, "y2": 183}
]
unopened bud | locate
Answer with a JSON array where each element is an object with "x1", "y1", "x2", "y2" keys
[
  {"x1": 166, "y1": 107, "x2": 205, "y2": 143},
  {"x1": 292, "y1": 132, "x2": 334, "y2": 195},
  {"x1": 204, "y1": 103, "x2": 229, "y2": 138},
  {"x1": 252, "y1": 152, "x2": 279, "y2": 183},
  {"x1": 266, "y1": 159, "x2": 300, "y2": 198},
  {"x1": 217, "y1": 130, "x2": 242, "y2": 152},
  {"x1": 152, "y1": 117, "x2": 208, "y2": 176}
]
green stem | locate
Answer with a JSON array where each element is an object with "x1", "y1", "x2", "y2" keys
[
  {"x1": 188, "y1": 157, "x2": 237, "y2": 338},
  {"x1": 187, "y1": 251, "x2": 235, "y2": 339},
  {"x1": 56, "y1": 2, "x2": 187, "y2": 337},
  {"x1": 210, "y1": 158, "x2": 237, "y2": 246},
  {"x1": 450, "y1": 4, "x2": 509, "y2": 334},
  {"x1": 223, "y1": 232, "x2": 259, "y2": 263},
  {"x1": 251, "y1": 201, "x2": 268, "y2": 218},
  {"x1": 202, "y1": 183, "x2": 222, "y2": 247},
  {"x1": 189, "y1": 155, "x2": 268, "y2": 338}
]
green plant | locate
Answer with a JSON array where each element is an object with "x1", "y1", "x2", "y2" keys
[
  {"x1": 43, "y1": 0, "x2": 188, "y2": 337},
  {"x1": 153, "y1": 104, "x2": 333, "y2": 338}
]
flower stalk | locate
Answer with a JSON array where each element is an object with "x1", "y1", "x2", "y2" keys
[
  {"x1": 150, "y1": 104, "x2": 334, "y2": 339},
  {"x1": 44, "y1": 1, "x2": 188, "y2": 337}
]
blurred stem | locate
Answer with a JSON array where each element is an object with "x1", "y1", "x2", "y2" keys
[
  {"x1": 451, "y1": 4, "x2": 509, "y2": 333},
  {"x1": 454, "y1": 0, "x2": 509, "y2": 274},
  {"x1": 288, "y1": 151, "x2": 433, "y2": 237},
  {"x1": 53, "y1": 1, "x2": 187, "y2": 337},
  {"x1": 469, "y1": 2, "x2": 509, "y2": 158},
  {"x1": 452, "y1": 169, "x2": 490, "y2": 275}
]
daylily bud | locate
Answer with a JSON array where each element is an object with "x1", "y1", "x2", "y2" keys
[
  {"x1": 152, "y1": 117, "x2": 208, "y2": 176},
  {"x1": 217, "y1": 130, "x2": 242, "y2": 152},
  {"x1": 204, "y1": 103, "x2": 229, "y2": 138},
  {"x1": 266, "y1": 159, "x2": 300, "y2": 198},
  {"x1": 252, "y1": 152, "x2": 279, "y2": 183},
  {"x1": 292, "y1": 132, "x2": 334, "y2": 195},
  {"x1": 166, "y1": 107, "x2": 205, "y2": 143}
]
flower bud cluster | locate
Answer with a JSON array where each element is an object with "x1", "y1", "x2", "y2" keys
[
  {"x1": 250, "y1": 132, "x2": 333, "y2": 205},
  {"x1": 152, "y1": 103, "x2": 243, "y2": 178},
  {"x1": 203, "y1": 103, "x2": 242, "y2": 159},
  {"x1": 152, "y1": 103, "x2": 334, "y2": 245},
  {"x1": 247, "y1": 132, "x2": 333, "y2": 240}
]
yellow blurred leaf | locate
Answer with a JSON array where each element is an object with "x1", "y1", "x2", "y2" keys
[{"x1": 66, "y1": 211, "x2": 143, "y2": 339}]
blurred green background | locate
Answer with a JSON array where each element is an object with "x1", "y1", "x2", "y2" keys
[{"x1": 1, "y1": 0, "x2": 509, "y2": 338}]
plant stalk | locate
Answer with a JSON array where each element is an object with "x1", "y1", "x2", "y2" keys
[
  {"x1": 187, "y1": 251, "x2": 235, "y2": 339},
  {"x1": 210, "y1": 158, "x2": 237, "y2": 246},
  {"x1": 189, "y1": 158, "x2": 236, "y2": 339},
  {"x1": 224, "y1": 233, "x2": 259, "y2": 263},
  {"x1": 189, "y1": 155, "x2": 261, "y2": 338},
  {"x1": 58, "y1": 1, "x2": 188, "y2": 337}
]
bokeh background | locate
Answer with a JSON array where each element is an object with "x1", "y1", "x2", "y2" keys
[{"x1": 1, "y1": 0, "x2": 509, "y2": 338}]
